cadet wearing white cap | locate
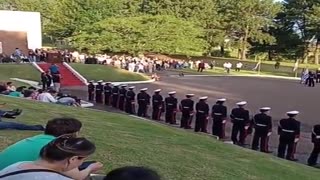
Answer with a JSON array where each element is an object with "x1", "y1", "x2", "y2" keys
[
  {"x1": 125, "y1": 86, "x2": 136, "y2": 114},
  {"x1": 103, "y1": 82, "x2": 112, "y2": 106},
  {"x1": 195, "y1": 96, "x2": 209, "y2": 133},
  {"x1": 137, "y1": 88, "x2": 151, "y2": 117},
  {"x1": 95, "y1": 80, "x2": 104, "y2": 103},
  {"x1": 87, "y1": 80, "x2": 95, "y2": 101},
  {"x1": 152, "y1": 89, "x2": 164, "y2": 121},
  {"x1": 230, "y1": 101, "x2": 250, "y2": 146},
  {"x1": 111, "y1": 84, "x2": 120, "y2": 108},
  {"x1": 211, "y1": 98, "x2": 227, "y2": 139},
  {"x1": 277, "y1": 111, "x2": 301, "y2": 161},
  {"x1": 118, "y1": 85, "x2": 128, "y2": 110},
  {"x1": 252, "y1": 107, "x2": 272, "y2": 153},
  {"x1": 164, "y1": 91, "x2": 178, "y2": 124},
  {"x1": 180, "y1": 94, "x2": 195, "y2": 129}
]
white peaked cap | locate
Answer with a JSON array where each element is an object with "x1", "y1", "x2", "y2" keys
[
  {"x1": 140, "y1": 88, "x2": 148, "y2": 91},
  {"x1": 89, "y1": 80, "x2": 94, "y2": 83},
  {"x1": 129, "y1": 86, "x2": 135, "y2": 89},
  {"x1": 287, "y1": 111, "x2": 299, "y2": 115},
  {"x1": 260, "y1": 107, "x2": 271, "y2": 111},
  {"x1": 154, "y1": 89, "x2": 161, "y2": 92},
  {"x1": 236, "y1": 101, "x2": 247, "y2": 106},
  {"x1": 200, "y1": 96, "x2": 208, "y2": 100},
  {"x1": 121, "y1": 84, "x2": 127, "y2": 87},
  {"x1": 97, "y1": 80, "x2": 103, "y2": 83},
  {"x1": 168, "y1": 91, "x2": 176, "y2": 95},
  {"x1": 217, "y1": 98, "x2": 227, "y2": 102}
]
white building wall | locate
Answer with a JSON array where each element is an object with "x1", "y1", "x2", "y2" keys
[{"x1": 0, "y1": 10, "x2": 42, "y2": 50}]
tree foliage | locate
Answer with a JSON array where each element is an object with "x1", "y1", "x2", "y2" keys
[
  {"x1": 71, "y1": 15, "x2": 206, "y2": 55},
  {"x1": 2, "y1": 0, "x2": 320, "y2": 63}
]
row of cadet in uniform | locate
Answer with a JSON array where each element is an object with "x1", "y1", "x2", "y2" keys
[{"x1": 88, "y1": 81, "x2": 320, "y2": 166}]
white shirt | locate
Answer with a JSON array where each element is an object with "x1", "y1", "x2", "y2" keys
[
  {"x1": 236, "y1": 63, "x2": 243, "y2": 68},
  {"x1": 37, "y1": 93, "x2": 57, "y2": 103}
]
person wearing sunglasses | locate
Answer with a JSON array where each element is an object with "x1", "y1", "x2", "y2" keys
[{"x1": 0, "y1": 136, "x2": 102, "y2": 180}]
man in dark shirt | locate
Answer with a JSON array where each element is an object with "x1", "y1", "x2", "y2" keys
[
  {"x1": 211, "y1": 98, "x2": 227, "y2": 139},
  {"x1": 180, "y1": 94, "x2": 194, "y2": 129},
  {"x1": 230, "y1": 101, "x2": 250, "y2": 146},
  {"x1": 277, "y1": 111, "x2": 301, "y2": 161},
  {"x1": 52, "y1": 73, "x2": 61, "y2": 92},
  {"x1": 103, "y1": 82, "x2": 112, "y2": 106},
  {"x1": 252, "y1": 107, "x2": 272, "y2": 153},
  {"x1": 137, "y1": 88, "x2": 150, "y2": 117},
  {"x1": 164, "y1": 91, "x2": 178, "y2": 124},
  {"x1": 118, "y1": 85, "x2": 127, "y2": 110},
  {"x1": 195, "y1": 96, "x2": 209, "y2": 133},
  {"x1": 125, "y1": 86, "x2": 136, "y2": 114},
  {"x1": 152, "y1": 89, "x2": 163, "y2": 121},
  {"x1": 95, "y1": 80, "x2": 104, "y2": 104},
  {"x1": 111, "y1": 85, "x2": 120, "y2": 108},
  {"x1": 87, "y1": 81, "x2": 95, "y2": 101}
]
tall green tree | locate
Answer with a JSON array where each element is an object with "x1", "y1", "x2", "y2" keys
[
  {"x1": 222, "y1": 0, "x2": 281, "y2": 60},
  {"x1": 71, "y1": 15, "x2": 206, "y2": 55}
]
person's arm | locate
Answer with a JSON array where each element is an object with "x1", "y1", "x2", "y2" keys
[
  {"x1": 48, "y1": 94, "x2": 58, "y2": 103},
  {"x1": 63, "y1": 162, "x2": 103, "y2": 180}
]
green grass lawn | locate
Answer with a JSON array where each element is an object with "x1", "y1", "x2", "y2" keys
[
  {"x1": 0, "y1": 64, "x2": 40, "y2": 86},
  {"x1": 70, "y1": 63, "x2": 149, "y2": 82},
  {"x1": 0, "y1": 96, "x2": 319, "y2": 180}
]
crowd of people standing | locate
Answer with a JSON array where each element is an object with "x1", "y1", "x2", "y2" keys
[{"x1": 88, "y1": 81, "x2": 320, "y2": 167}]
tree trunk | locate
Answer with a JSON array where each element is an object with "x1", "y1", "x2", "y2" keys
[
  {"x1": 220, "y1": 45, "x2": 225, "y2": 57},
  {"x1": 240, "y1": 26, "x2": 249, "y2": 60},
  {"x1": 314, "y1": 38, "x2": 320, "y2": 65},
  {"x1": 302, "y1": 42, "x2": 310, "y2": 64}
]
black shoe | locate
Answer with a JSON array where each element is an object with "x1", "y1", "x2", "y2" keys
[{"x1": 287, "y1": 158, "x2": 298, "y2": 162}]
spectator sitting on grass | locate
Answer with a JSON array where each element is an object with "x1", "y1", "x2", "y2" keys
[
  {"x1": 37, "y1": 89, "x2": 58, "y2": 103},
  {"x1": 104, "y1": 166, "x2": 161, "y2": 180},
  {"x1": 0, "y1": 118, "x2": 102, "y2": 179},
  {"x1": 0, "y1": 136, "x2": 102, "y2": 180},
  {"x1": 0, "y1": 82, "x2": 7, "y2": 94},
  {"x1": 23, "y1": 87, "x2": 37, "y2": 99},
  {"x1": 57, "y1": 93, "x2": 81, "y2": 107},
  {"x1": 8, "y1": 86, "x2": 26, "y2": 97},
  {"x1": 0, "y1": 103, "x2": 44, "y2": 131},
  {"x1": 6, "y1": 82, "x2": 16, "y2": 92}
]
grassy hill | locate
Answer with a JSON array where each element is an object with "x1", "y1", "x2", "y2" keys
[
  {"x1": 0, "y1": 64, "x2": 40, "y2": 86},
  {"x1": 0, "y1": 96, "x2": 319, "y2": 179},
  {"x1": 70, "y1": 63, "x2": 149, "y2": 82}
]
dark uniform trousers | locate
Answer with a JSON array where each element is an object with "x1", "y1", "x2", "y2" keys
[
  {"x1": 88, "y1": 84, "x2": 95, "y2": 101},
  {"x1": 308, "y1": 125, "x2": 320, "y2": 166},
  {"x1": 165, "y1": 109, "x2": 176, "y2": 124},
  {"x1": 212, "y1": 115, "x2": 226, "y2": 139},
  {"x1": 181, "y1": 110, "x2": 192, "y2": 129},
  {"x1": 125, "y1": 91, "x2": 135, "y2": 114},
  {"x1": 104, "y1": 86, "x2": 112, "y2": 106},
  {"x1": 195, "y1": 111, "x2": 207, "y2": 133},
  {"x1": 277, "y1": 118, "x2": 300, "y2": 160},
  {"x1": 252, "y1": 128, "x2": 269, "y2": 152},
  {"x1": 95, "y1": 85, "x2": 103, "y2": 104}
]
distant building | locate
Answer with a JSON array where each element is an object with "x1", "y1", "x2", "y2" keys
[{"x1": 0, "y1": 10, "x2": 42, "y2": 55}]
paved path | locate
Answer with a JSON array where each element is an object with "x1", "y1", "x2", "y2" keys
[{"x1": 63, "y1": 70, "x2": 320, "y2": 165}]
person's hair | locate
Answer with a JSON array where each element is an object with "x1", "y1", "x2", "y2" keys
[
  {"x1": 6, "y1": 82, "x2": 12, "y2": 85},
  {"x1": 28, "y1": 86, "x2": 37, "y2": 90},
  {"x1": 44, "y1": 118, "x2": 82, "y2": 137},
  {"x1": 104, "y1": 166, "x2": 161, "y2": 180},
  {"x1": 48, "y1": 89, "x2": 57, "y2": 94},
  {"x1": 40, "y1": 136, "x2": 95, "y2": 162},
  {"x1": 16, "y1": 86, "x2": 26, "y2": 92},
  {"x1": 38, "y1": 89, "x2": 44, "y2": 94}
]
